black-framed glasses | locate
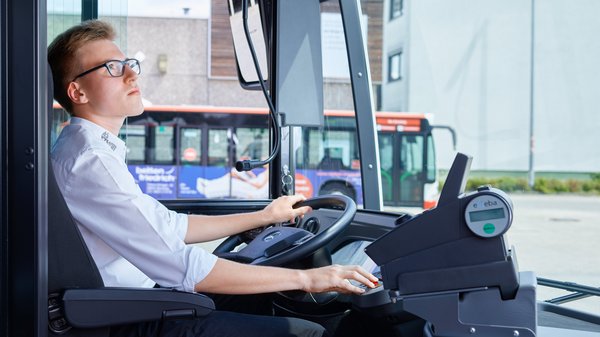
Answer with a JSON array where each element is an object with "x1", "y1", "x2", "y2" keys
[{"x1": 72, "y1": 58, "x2": 141, "y2": 81}]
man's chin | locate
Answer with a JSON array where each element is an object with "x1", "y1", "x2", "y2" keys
[
  {"x1": 128, "y1": 101, "x2": 145, "y2": 117},
  {"x1": 133, "y1": 107, "x2": 144, "y2": 116}
]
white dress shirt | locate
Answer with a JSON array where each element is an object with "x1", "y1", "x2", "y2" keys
[{"x1": 51, "y1": 117, "x2": 217, "y2": 292}]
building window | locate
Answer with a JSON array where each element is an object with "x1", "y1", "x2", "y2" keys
[
  {"x1": 375, "y1": 84, "x2": 383, "y2": 110},
  {"x1": 388, "y1": 51, "x2": 402, "y2": 82},
  {"x1": 390, "y1": 0, "x2": 403, "y2": 20}
]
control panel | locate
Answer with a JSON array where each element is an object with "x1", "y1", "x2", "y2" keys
[
  {"x1": 360, "y1": 153, "x2": 537, "y2": 336},
  {"x1": 365, "y1": 153, "x2": 519, "y2": 299}
]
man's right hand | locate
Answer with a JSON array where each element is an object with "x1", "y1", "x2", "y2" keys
[{"x1": 299, "y1": 265, "x2": 378, "y2": 294}]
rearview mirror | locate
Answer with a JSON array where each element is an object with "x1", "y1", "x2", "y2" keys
[{"x1": 228, "y1": 0, "x2": 269, "y2": 89}]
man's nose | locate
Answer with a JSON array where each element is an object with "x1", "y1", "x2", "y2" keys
[{"x1": 123, "y1": 65, "x2": 138, "y2": 81}]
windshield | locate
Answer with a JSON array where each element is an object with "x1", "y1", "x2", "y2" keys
[
  {"x1": 46, "y1": 0, "x2": 599, "y2": 314},
  {"x1": 398, "y1": 1, "x2": 600, "y2": 313}
]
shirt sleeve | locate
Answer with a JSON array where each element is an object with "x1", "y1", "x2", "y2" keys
[{"x1": 62, "y1": 148, "x2": 217, "y2": 292}]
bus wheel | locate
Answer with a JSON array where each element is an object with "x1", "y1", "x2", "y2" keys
[{"x1": 319, "y1": 182, "x2": 356, "y2": 201}]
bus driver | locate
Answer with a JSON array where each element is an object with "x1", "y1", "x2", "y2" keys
[{"x1": 48, "y1": 20, "x2": 377, "y2": 337}]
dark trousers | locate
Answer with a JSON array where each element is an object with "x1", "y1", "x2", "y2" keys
[{"x1": 110, "y1": 294, "x2": 328, "y2": 337}]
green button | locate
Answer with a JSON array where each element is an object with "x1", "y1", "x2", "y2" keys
[{"x1": 483, "y1": 223, "x2": 495, "y2": 234}]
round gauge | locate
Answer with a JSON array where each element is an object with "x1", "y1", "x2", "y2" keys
[{"x1": 464, "y1": 192, "x2": 512, "y2": 238}]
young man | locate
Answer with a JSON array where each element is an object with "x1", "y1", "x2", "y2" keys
[{"x1": 48, "y1": 20, "x2": 377, "y2": 337}]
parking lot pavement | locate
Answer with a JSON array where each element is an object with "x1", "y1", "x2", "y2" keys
[{"x1": 508, "y1": 193, "x2": 600, "y2": 314}]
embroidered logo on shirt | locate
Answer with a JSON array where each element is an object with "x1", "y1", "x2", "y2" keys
[{"x1": 101, "y1": 131, "x2": 117, "y2": 151}]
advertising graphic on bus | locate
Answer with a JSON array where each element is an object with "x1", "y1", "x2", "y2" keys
[{"x1": 53, "y1": 105, "x2": 440, "y2": 208}]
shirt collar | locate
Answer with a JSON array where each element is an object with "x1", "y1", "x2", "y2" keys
[{"x1": 70, "y1": 117, "x2": 127, "y2": 160}]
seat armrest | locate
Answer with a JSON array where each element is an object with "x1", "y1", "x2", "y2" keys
[{"x1": 62, "y1": 287, "x2": 215, "y2": 328}]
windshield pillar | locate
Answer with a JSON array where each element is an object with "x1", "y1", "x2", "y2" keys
[{"x1": 339, "y1": 0, "x2": 382, "y2": 210}]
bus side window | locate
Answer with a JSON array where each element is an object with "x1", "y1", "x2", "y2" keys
[
  {"x1": 400, "y1": 135, "x2": 425, "y2": 203},
  {"x1": 236, "y1": 128, "x2": 268, "y2": 161},
  {"x1": 208, "y1": 129, "x2": 229, "y2": 167},
  {"x1": 319, "y1": 130, "x2": 356, "y2": 170},
  {"x1": 154, "y1": 125, "x2": 175, "y2": 164},
  {"x1": 378, "y1": 133, "x2": 394, "y2": 202},
  {"x1": 180, "y1": 127, "x2": 201, "y2": 165},
  {"x1": 119, "y1": 124, "x2": 146, "y2": 164},
  {"x1": 425, "y1": 134, "x2": 436, "y2": 183},
  {"x1": 307, "y1": 129, "x2": 323, "y2": 169}
]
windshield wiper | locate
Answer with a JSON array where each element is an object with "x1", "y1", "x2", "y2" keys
[{"x1": 537, "y1": 277, "x2": 600, "y2": 305}]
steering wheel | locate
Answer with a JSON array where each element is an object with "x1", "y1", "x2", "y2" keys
[{"x1": 213, "y1": 195, "x2": 356, "y2": 266}]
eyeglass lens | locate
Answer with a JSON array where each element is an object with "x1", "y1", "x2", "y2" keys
[{"x1": 106, "y1": 59, "x2": 140, "y2": 77}]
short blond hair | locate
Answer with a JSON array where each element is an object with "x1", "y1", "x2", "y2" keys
[{"x1": 47, "y1": 20, "x2": 116, "y2": 113}]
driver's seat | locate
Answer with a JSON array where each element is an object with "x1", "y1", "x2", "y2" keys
[{"x1": 46, "y1": 66, "x2": 215, "y2": 336}]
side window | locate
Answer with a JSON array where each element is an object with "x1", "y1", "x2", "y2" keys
[
  {"x1": 378, "y1": 133, "x2": 394, "y2": 202},
  {"x1": 378, "y1": 133, "x2": 393, "y2": 171},
  {"x1": 236, "y1": 128, "x2": 269, "y2": 160},
  {"x1": 180, "y1": 127, "x2": 201, "y2": 165},
  {"x1": 154, "y1": 125, "x2": 174, "y2": 164},
  {"x1": 399, "y1": 134, "x2": 425, "y2": 204},
  {"x1": 401, "y1": 135, "x2": 424, "y2": 174},
  {"x1": 306, "y1": 129, "x2": 323, "y2": 169},
  {"x1": 426, "y1": 134, "x2": 436, "y2": 183},
  {"x1": 119, "y1": 125, "x2": 146, "y2": 164},
  {"x1": 305, "y1": 129, "x2": 358, "y2": 171},
  {"x1": 331, "y1": 131, "x2": 354, "y2": 168},
  {"x1": 318, "y1": 130, "x2": 357, "y2": 170},
  {"x1": 208, "y1": 129, "x2": 229, "y2": 167},
  {"x1": 390, "y1": 0, "x2": 403, "y2": 20},
  {"x1": 388, "y1": 51, "x2": 403, "y2": 82}
]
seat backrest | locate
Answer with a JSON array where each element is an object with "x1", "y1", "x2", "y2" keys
[{"x1": 47, "y1": 168, "x2": 104, "y2": 293}]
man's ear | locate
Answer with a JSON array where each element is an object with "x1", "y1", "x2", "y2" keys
[{"x1": 66, "y1": 82, "x2": 89, "y2": 105}]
